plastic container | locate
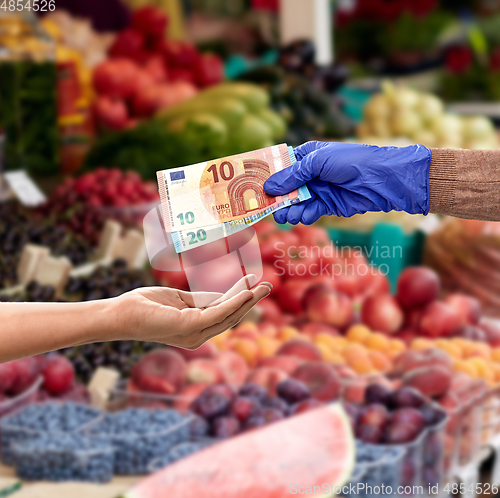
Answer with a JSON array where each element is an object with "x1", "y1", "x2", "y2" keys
[
  {"x1": 341, "y1": 442, "x2": 405, "y2": 497},
  {"x1": 0, "y1": 376, "x2": 42, "y2": 419},
  {"x1": 480, "y1": 384, "x2": 500, "y2": 445},
  {"x1": 326, "y1": 223, "x2": 425, "y2": 292},
  {"x1": 94, "y1": 201, "x2": 158, "y2": 229},
  {"x1": 89, "y1": 408, "x2": 194, "y2": 475},
  {"x1": 11, "y1": 433, "x2": 114, "y2": 483},
  {"x1": 147, "y1": 437, "x2": 217, "y2": 474},
  {"x1": 0, "y1": 402, "x2": 102, "y2": 465},
  {"x1": 106, "y1": 381, "x2": 196, "y2": 413}
]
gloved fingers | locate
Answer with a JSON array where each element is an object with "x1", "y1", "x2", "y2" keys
[
  {"x1": 264, "y1": 156, "x2": 318, "y2": 196},
  {"x1": 285, "y1": 203, "x2": 308, "y2": 225},
  {"x1": 273, "y1": 207, "x2": 290, "y2": 225},
  {"x1": 293, "y1": 141, "x2": 330, "y2": 161},
  {"x1": 300, "y1": 201, "x2": 330, "y2": 225}
]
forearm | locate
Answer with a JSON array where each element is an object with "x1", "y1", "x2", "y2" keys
[
  {"x1": 0, "y1": 299, "x2": 123, "y2": 363},
  {"x1": 429, "y1": 148, "x2": 500, "y2": 221}
]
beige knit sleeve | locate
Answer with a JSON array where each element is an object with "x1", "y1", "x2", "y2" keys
[{"x1": 429, "y1": 148, "x2": 500, "y2": 221}]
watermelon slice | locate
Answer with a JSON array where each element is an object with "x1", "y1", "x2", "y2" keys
[{"x1": 123, "y1": 403, "x2": 354, "y2": 498}]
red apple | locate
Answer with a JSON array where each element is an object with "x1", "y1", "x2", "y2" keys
[
  {"x1": 93, "y1": 58, "x2": 140, "y2": 99},
  {"x1": 444, "y1": 294, "x2": 481, "y2": 325},
  {"x1": 361, "y1": 295, "x2": 404, "y2": 334},
  {"x1": 131, "y1": 6, "x2": 168, "y2": 40},
  {"x1": 396, "y1": 267, "x2": 440, "y2": 309},
  {"x1": 480, "y1": 321, "x2": 500, "y2": 347},
  {"x1": 306, "y1": 288, "x2": 353, "y2": 330},
  {"x1": 257, "y1": 299, "x2": 282, "y2": 325},
  {"x1": 108, "y1": 29, "x2": 145, "y2": 59},
  {"x1": 0, "y1": 362, "x2": 16, "y2": 394},
  {"x1": 143, "y1": 56, "x2": 168, "y2": 83},
  {"x1": 41, "y1": 354, "x2": 75, "y2": 396},
  {"x1": 131, "y1": 349, "x2": 187, "y2": 395},
  {"x1": 419, "y1": 301, "x2": 462, "y2": 338},
  {"x1": 8, "y1": 357, "x2": 40, "y2": 396},
  {"x1": 276, "y1": 279, "x2": 311, "y2": 315},
  {"x1": 93, "y1": 96, "x2": 129, "y2": 130},
  {"x1": 293, "y1": 225, "x2": 331, "y2": 250}
]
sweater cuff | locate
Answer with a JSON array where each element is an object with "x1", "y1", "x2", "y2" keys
[{"x1": 428, "y1": 149, "x2": 458, "y2": 217}]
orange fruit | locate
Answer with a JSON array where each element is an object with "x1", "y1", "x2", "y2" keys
[
  {"x1": 492, "y1": 348, "x2": 500, "y2": 363},
  {"x1": 256, "y1": 336, "x2": 280, "y2": 358},
  {"x1": 346, "y1": 325, "x2": 372, "y2": 343},
  {"x1": 453, "y1": 360, "x2": 479, "y2": 378},
  {"x1": 365, "y1": 333, "x2": 390, "y2": 352},
  {"x1": 411, "y1": 338, "x2": 434, "y2": 351},
  {"x1": 343, "y1": 343, "x2": 368, "y2": 360},
  {"x1": 276, "y1": 326, "x2": 300, "y2": 342},
  {"x1": 389, "y1": 339, "x2": 406, "y2": 354},
  {"x1": 233, "y1": 338, "x2": 260, "y2": 368},
  {"x1": 435, "y1": 340, "x2": 462, "y2": 360},
  {"x1": 467, "y1": 358, "x2": 495, "y2": 382},
  {"x1": 368, "y1": 351, "x2": 391, "y2": 372},
  {"x1": 347, "y1": 353, "x2": 375, "y2": 375}
]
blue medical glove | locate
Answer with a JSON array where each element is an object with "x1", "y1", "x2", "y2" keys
[{"x1": 264, "y1": 141, "x2": 431, "y2": 225}]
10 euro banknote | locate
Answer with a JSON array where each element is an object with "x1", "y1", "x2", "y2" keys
[{"x1": 157, "y1": 145, "x2": 310, "y2": 253}]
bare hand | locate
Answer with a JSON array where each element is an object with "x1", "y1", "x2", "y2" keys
[{"x1": 115, "y1": 275, "x2": 272, "y2": 350}]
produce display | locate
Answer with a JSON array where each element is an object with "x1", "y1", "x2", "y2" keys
[
  {"x1": 124, "y1": 403, "x2": 354, "y2": 498},
  {"x1": 2, "y1": 4, "x2": 500, "y2": 495},
  {"x1": 85, "y1": 82, "x2": 286, "y2": 176},
  {"x1": 239, "y1": 40, "x2": 353, "y2": 146},
  {"x1": 38, "y1": 169, "x2": 159, "y2": 244},
  {"x1": 0, "y1": 201, "x2": 92, "y2": 289},
  {"x1": 91, "y1": 6, "x2": 224, "y2": 131},
  {"x1": 425, "y1": 218, "x2": 500, "y2": 319},
  {"x1": 357, "y1": 83, "x2": 499, "y2": 149}
]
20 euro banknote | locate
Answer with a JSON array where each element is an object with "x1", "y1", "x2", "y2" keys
[
  {"x1": 169, "y1": 147, "x2": 309, "y2": 253},
  {"x1": 157, "y1": 144, "x2": 309, "y2": 235}
]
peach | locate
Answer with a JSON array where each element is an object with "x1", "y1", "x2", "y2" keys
[
  {"x1": 276, "y1": 326, "x2": 301, "y2": 342},
  {"x1": 256, "y1": 336, "x2": 281, "y2": 358},
  {"x1": 313, "y1": 333, "x2": 339, "y2": 351},
  {"x1": 300, "y1": 322, "x2": 340, "y2": 338},
  {"x1": 233, "y1": 338, "x2": 260, "y2": 368},
  {"x1": 186, "y1": 359, "x2": 224, "y2": 385},
  {"x1": 435, "y1": 340, "x2": 462, "y2": 360},
  {"x1": 403, "y1": 365, "x2": 451, "y2": 398},
  {"x1": 463, "y1": 342, "x2": 491, "y2": 361},
  {"x1": 343, "y1": 343, "x2": 368, "y2": 360},
  {"x1": 257, "y1": 355, "x2": 303, "y2": 375},
  {"x1": 346, "y1": 325, "x2": 372, "y2": 343},
  {"x1": 453, "y1": 360, "x2": 479, "y2": 378},
  {"x1": 444, "y1": 294, "x2": 481, "y2": 325},
  {"x1": 392, "y1": 348, "x2": 452, "y2": 377},
  {"x1": 232, "y1": 329, "x2": 260, "y2": 342},
  {"x1": 389, "y1": 339, "x2": 406, "y2": 354},
  {"x1": 246, "y1": 367, "x2": 288, "y2": 396},
  {"x1": 214, "y1": 351, "x2": 249, "y2": 387},
  {"x1": 292, "y1": 362, "x2": 342, "y2": 401},
  {"x1": 276, "y1": 339, "x2": 323, "y2": 362},
  {"x1": 316, "y1": 343, "x2": 340, "y2": 364},
  {"x1": 331, "y1": 364, "x2": 357, "y2": 379}
]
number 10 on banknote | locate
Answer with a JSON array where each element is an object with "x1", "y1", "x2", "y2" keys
[{"x1": 157, "y1": 144, "x2": 309, "y2": 234}]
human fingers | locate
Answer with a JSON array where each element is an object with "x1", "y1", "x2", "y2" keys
[
  {"x1": 177, "y1": 290, "x2": 224, "y2": 309},
  {"x1": 209, "y1": 274, "x2": 258, "y2": 306},
  {"x1": 199, "y1": 289, "x2": 254, "y2": 327},
  {"x1": 198, "y1": 284, "x2": 272, "y2": 342},
  {"x1": 273, "y1": 207, "x2": 290, "y2": 225}
]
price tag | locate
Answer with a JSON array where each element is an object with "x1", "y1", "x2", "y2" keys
[
  {"x1": 88, "y1": 367, "x2": 120, "y2": 410},
  {"x1": 2, "y1": 170, "x2": 46, "y2": 207}
]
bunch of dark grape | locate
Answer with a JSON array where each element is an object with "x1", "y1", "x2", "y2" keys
[
  {"x1": 0, "y1": 201, "x2": 93, "y2": 288},
  {"x1": 63, "y1": 340, "x2": 159, "y2": 384}
]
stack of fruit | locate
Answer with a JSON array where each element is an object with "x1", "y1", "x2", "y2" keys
[
  {"x1": 0, "y1": 201, "x2": 92, "y2": 289},
  {"x1": 357, "y1": 83, "x2": 499, "y2": 149},
  {"x1": 92, "y1": 6, "x2": 224, "y2": 131},
  {"x1": 0, "y1": 353, "x2": 88, "y2": 417},
  {"x1": 38, "y1": 169, "x2": 158, "y2": 243}
]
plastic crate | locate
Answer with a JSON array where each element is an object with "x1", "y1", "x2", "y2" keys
[{"x1": 326, "y1": 223, "x2": 425, "y2": 292}]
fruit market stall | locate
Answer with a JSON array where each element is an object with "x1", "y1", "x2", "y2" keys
[{"x1": 2, "y1": 1, "x2": 500, "y2": 496}]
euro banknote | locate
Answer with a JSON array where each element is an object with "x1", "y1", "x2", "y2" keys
[
  {"x1": 169, "y1": 147, "x2": 309, "y2": 253},
  {"x1": 157, "y1": 144, "x2": 309, "y2": 237}
]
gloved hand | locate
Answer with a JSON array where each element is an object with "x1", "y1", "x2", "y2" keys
[{"x1": 264, "y1": 141, "x2": 431, "y2": 225}]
